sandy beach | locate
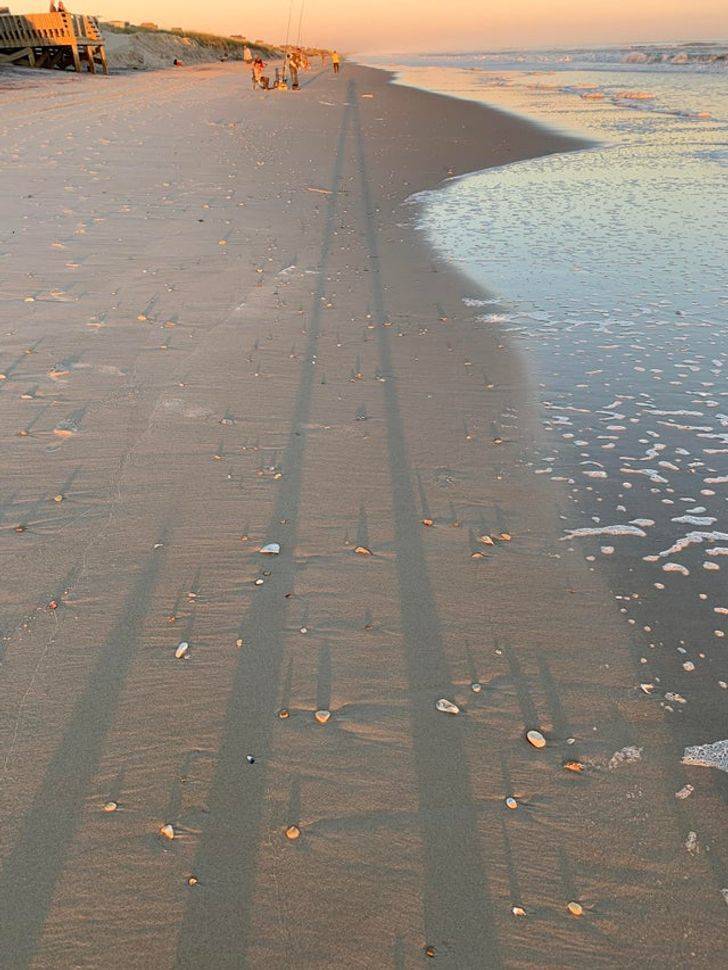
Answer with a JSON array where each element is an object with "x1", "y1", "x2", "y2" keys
[{"x1": 0, "y1": 59, "x2": 725, "y2": 968}]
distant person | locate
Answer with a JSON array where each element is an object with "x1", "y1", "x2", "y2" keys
[
  {"x1": 251, "y1": 56, "x2": 265, "y2": 90},
  {"x1": 49, "y1": 1, "x2": 57, "y2": 11},
  {"x1": 286, "y1": 50, "x2": 300, "y2": 90},
  {"x1": 332, "y1": 50, "x2": 341, "y2": 75}
]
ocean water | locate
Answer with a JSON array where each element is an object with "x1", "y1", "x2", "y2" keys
[{"x1": 362, "y1": 46, "x2": 728, "y2": 720}]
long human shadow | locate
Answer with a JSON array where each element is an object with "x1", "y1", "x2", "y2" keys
[
  {"x1": 350, "y1": 85, "x2": 502, "y2": 966},
  {"x1": 174, "y1": 98, "x2": 354, "y2": 968},
  {"x1": 0, "y1": 530, "x2": 170, "y2": 968}
]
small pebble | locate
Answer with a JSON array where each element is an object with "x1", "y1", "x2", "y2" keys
[{"x1": 175, "y1": 641, "x2": 189, "y2": 660}]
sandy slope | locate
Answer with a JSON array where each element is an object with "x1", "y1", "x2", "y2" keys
[{"x1": 0, "y1": 62, "x2": 725, "y2": 968}]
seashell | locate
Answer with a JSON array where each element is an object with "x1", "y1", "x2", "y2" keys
[
  {"x1": 254, "y1": 578, "x2": 264, "y2": 586},
  {"x1": 53, "y1": 494, "x2": 64, "y2": 503},
  {"x1": 505, "y1": 796, "x2": 518, "y2": 810},
  {"x1": 499, "y1": 533, "x2": 512, "y2": 542},
  {"x1": 284, "y1": 824, "x2": 301, "y2": 841},
  {"x1": 48, "y1": 599, "x2": 59, "y2": 610},
  {"x1": 15, "y1": 524, "x2": 26, "y2": 533},
  {"x1": 563, "y1": 760, "x2": 585, "y2": 773},
  {"x1": 640, "y1": 683, "x2": 655, "y2": 694},
  {"x1": 424, "y1": 945, "x2": 436, "y2": 958},
  {"x1": 512, "y1": 906, "x2": 526, "y2": 917},
  {"x1": 160, "y1": 823, "x2": 175, "y2": 840},
  {"x1": 259, "y1": 542, "x2": 280, "y2": 555},
  {"x1": 175, "y1": 641, "x2": 189, "y2": 660},
  {"x1": 299, "y1": 627, "x2": 308, "y2": 634},
  {"x1": 354, "y1": 545, "x2": 372, "y2": 556},
  {"x1": 187, "y1": 875, "x2": 199, "y2": 887},
  {"x1": 278, "y1": 708, "x2": 290, "y2": 719},
  {"x1": 422, "y1": 518, "x2": 433, "y2": 527},
  {"x1": 435, "y1": 698, "x2": 460, "y2": 715},
  {"x1": 236, "y1": 638, "x2": 244, "y2": 648},
  {"x1": 314, "y1": 709, "x2": 331, "y2": 724},
  {"x1": 479, "y1": 535, "x2": 495, "y2": 546},
  {"x1": 103, "y1": 801, "x2": 118, "y2": 813},
  {"x1": 526, "y1": 729, "x2": 546, "y2": 749},
  {"x1": 246, "y1": 755, "x2": 255, "y2": 764},
  {"x1": 471, "y1": 682, "x2": 482, "y2": 693},
  {"x1": 567, "y1": 901, "x2": 584, "y2": 917}
]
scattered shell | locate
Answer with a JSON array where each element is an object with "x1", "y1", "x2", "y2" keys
[
  {"x1": 175, "y1": 641, "x2": 189, "y2": 660},
  {"x1": 563, "y1": 760, "x2": 585, "y2": 773},
  {"x1": 160, "y1": 823, "x2": 175, "y2": 840},
  {"x1": 511, "y1": 906, "x2": 526, "y2": 917},
  {"x1": 471, "y1": 682, "x2": 482, "y2": 693},
  {"x1": 278, "y1": 708, "x2": 290, "y2": 719},
  {"x1": 422, "y1": 518, "x2": 434, "y2": 527},
  {"x1": 682, "y1": 661, "x2": 695, "y2": 672},
  {"x1": 479, "y1": 535, "x2": 495, "y2": 546},
  {"x1": 284, "y1": 824, "x2": 301, "y2": 841},
  {"x1": 526, "y1": 729, "x2": 546, "y2": 749},
  {"x1": 640, "y1": 683, "x2": 655, "y2": 695},
  {"x1": 682, "y1": 739, "x2": 728, "y2": 774},
  {"x1": 435, "y1": 698, "x2": 460, "y2": 715},
  {"x1": 499, "y1": 532, "x2": 512, "y2": 542},
  {"x1": 187, "y1": 876, "x2": 199, "y2": 887},
  {"x1": 567, "y1": 901, "x2": 584, "y2": 917},
  {"x1": 675, "y1": 784, "x2": 694, "y2": 799},
  {"x1": 246, "y1": 755, "x2": 255, "y2": 764},
  {"x1": 354, "y1": 545, "x2": 372, "y2": 556},
  {"x1": 254, "y1": 578, "x2": 264, "y2": 586},
  {"x1": 505, "y1": 796, "x2": 518, "y2": 810},
  {"x1": 608, "y1": 745, "x2": 642, "y2": 770},
  {"x1": 424, "y1": 946, "x2": 436, "y2": 958},
  {"x1": 685, "y1": 831, "x2": 699, "y2": 854},
  {"x1": 314, "y1": 709, "x2": 331, "y2": 724},
  {"x1": 235, "y1": 638, "x2": 244, "y2": 648},
  {"x1": 259, "y1": 542, "x2": 280, "y2": 555},
  {"x1": 103, "y1": 801, "x2": 118, "y2": 813},
  {"x1": 53, "y1": 494, "x2": 64, "y2": 503}
]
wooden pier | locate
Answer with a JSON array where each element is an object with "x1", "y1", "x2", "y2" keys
[{"x1": 0, "y1": 11, "x2": 108, "y2": 74}]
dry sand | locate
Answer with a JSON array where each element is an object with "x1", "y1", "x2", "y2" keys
[{"x1": 0, "y1": 60, "x2": 725, "y2": 968}]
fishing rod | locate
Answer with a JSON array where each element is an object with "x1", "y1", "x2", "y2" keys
[{"x1": 281, "y1": 0, "x2": 294, "y2": 82}]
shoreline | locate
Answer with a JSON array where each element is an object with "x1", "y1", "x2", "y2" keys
[{"x1": 0, "y1": 60, "x2": 725, "y2": 967}]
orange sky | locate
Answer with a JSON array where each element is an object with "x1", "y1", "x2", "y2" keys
[{"x1": 20, "y1": 1, "x2": 728, "y2": 50}]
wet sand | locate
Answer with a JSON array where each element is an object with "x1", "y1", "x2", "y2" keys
[{"x1": 0, "y1": 61, "x2": 725, "y2": 968}]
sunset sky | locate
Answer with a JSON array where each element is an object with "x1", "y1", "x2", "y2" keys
[{"x1": 21, "y1": 0, "x2": 728, "y2": 50}]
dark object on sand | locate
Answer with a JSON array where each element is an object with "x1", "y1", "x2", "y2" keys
[{"x1": 173, "y1": 58, "x2": 183, "y2": 66}]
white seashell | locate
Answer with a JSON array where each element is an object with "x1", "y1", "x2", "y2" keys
[
  {"x1": 314, "y1": 709, "x2": 331, "y2": 724},
  {"x1": 259, "y1": 542, "x2": 280, "y2": 555},
  {"x1": 435, "y1": 698, "x2": 460, "y2": 715},
  {"x1": 567, "y1": 901, "x2": 584, "y2": 917},
  {"x1": 526, "y1": 729, "x2": 546, "y2": 749},
  {"x1": 175, "y1": 641, "x2": 189, "y2": 659},
  {"x1": 512, "y1": 906, "x2": 526, "y2": 917},
  {"x1": 471, "y1": 682, "x2": 482, "y2": 693},
  {"x1": 160, "y1": 823, "x2": 175, "y2": 840},
  {"x1": 505, "y1": 796, "x2": 518, "y2": 810}
]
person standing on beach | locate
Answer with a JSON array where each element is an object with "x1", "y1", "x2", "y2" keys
[
  {"x1": 332, "y1": 50, "x2": 341, "y2": 75},
  {"x1": 286, "y1": 50, "x2": 300, "y2": 90},
  {"x1": 251, "y1": 56, "x2": 265, "y2": 90}
]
